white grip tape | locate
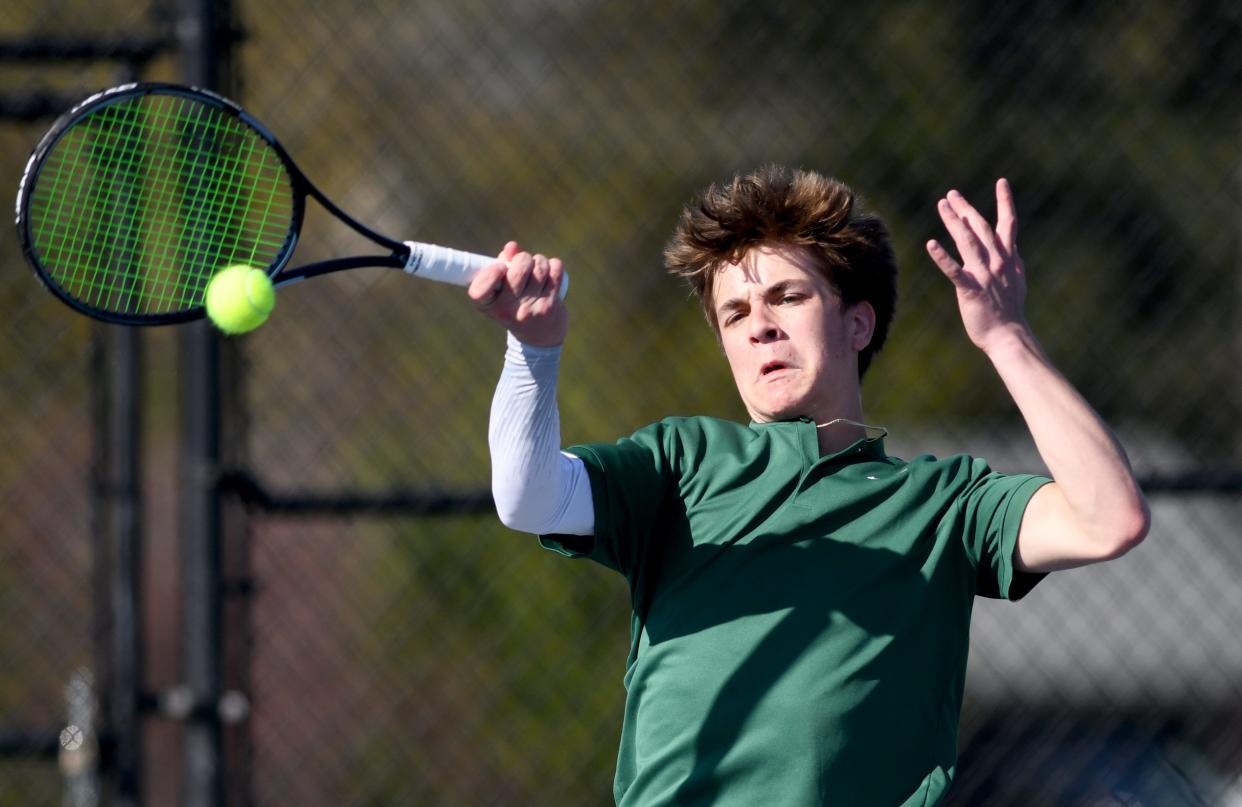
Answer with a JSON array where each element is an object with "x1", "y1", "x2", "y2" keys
[
  {"x1": 402, "y1": 241, "x2": 569, "y2": 300},
  {"x1": 403, "y1": 242, "x2": 492, "y2": 286}
]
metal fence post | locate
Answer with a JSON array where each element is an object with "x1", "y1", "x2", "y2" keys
[
  {"x1": 177, "y1": 0, "x2": 234, "y2": 804},
  {"x1": 91, "y1": 323, "x2": 144, "y2": 807}
]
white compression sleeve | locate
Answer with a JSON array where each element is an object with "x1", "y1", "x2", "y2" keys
[{"x1": 488, "y1": 333, "x2": 595, "y2": 536}]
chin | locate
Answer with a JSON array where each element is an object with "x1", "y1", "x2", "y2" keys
[{"x1": 750, "y1": 397, "x2": 811, "y2": 423}]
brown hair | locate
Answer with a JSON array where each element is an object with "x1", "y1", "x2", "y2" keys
[{"x1": 664, "y1": 165, "x2": 898, "y2": 377}]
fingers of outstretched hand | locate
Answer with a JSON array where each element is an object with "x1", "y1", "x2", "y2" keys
[
  {"x1": 995, "y1": 178, "x2": 1018, "y2": 254},
  {"x1": 945, "y1": 191, "x2": 1001, "y2": 265},
  {"x1": 936, "y1": 196, "x2": 989, "y2": 276},
  {"x1": 946, "y1": 190, "x2": 993, "y2": 236},
  {"x1": 925, "y1": 237, "x2": 958, "y2": 274}
]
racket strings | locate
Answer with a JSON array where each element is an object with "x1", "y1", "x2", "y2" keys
[
  {"x1": 137, "y1": 99, "x2": 290, "y2": 298},
  {"x1": 32, "y1": 98, "x2": 262, "y2": 310},
  {"x1": 26, "y1": 91, "x2": 296, "y2": 317},
  {"x1": 41, "y1": 97, "x2": 199, "y2": 311},
  {"x1": 39, "y1": 98, "x2": 188, "y2": 304}
]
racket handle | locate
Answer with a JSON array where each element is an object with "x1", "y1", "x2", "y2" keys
[{"x1": 402, "y1": 241, "x2": 569, "y2": 300}]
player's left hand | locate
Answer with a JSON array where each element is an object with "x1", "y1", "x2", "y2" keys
[{"x1": 926, "y1": 179, "x2": 1031, "y2": 353}]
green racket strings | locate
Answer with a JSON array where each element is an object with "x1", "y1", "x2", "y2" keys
[{"x1": 27, "y1": 92, "x2": 295, "y2": 317}]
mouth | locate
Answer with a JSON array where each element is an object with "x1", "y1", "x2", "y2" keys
[{"x1": 759, "y1": 360, "x2": 790, "y2": 378}]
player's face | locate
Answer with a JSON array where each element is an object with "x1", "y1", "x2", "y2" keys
[{"x1": 712, "y1": 244, "x2": 873, "y2": 424}]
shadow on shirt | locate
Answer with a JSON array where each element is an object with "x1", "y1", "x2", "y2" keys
[{"x1": 632, "y1": 515, "x2": 959, "y2": 804}]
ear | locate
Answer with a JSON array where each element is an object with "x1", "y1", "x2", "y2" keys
[{"x1": 848, "y1": 301, "x2": 876, "y2": 352}]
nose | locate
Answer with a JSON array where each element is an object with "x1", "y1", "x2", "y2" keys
[{"x1": 748, "y1": 303, "x2": 780, "y2": 343}]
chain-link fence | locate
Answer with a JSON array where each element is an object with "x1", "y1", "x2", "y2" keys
[{"x1": 1, "y1": 1, "x2": 1240, "y2": 805}]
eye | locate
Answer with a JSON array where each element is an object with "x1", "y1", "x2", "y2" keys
[
  {"x1": 779, "y1": 293, "x2": 804, "y2": 304},
  {"x1": 722, "y1": 311, "x2": 744, "y2": 326}
]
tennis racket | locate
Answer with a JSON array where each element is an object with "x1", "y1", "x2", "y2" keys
[{"x1": 14, "y1": 82, "x2": 567, "y2": 326}]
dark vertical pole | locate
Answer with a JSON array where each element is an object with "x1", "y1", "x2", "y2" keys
[
  {"x1": 91, "y1": 322, "x2": 144, "y2": 807},
  {"x1": 90, "y1": 57, "x2": 147, "y2": 807},
  {"x1": 110, "y1": 55, "x2": 148, "y2": 807},
  {"x1": 219, "y1": 354, "x2": 252, "y2": 805},
  {"x1": 178, "y1": 1, "x2": 232, "y2": 805},
  {"x1": 178, "y1": 332, "x2": 222, "y2": 807}
]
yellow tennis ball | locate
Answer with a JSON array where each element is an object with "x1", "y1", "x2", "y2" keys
[{"x1": 205, "y1": 265, "x2": 275, "y2": 334}]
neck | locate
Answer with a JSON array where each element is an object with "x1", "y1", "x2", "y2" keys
[
  {"x1": 815, "y1": 417, "x2": 870, "y2": 455},
  {"x1": 814, "y1": 388, "x2": 866, "y2": 453},
  {"x1": 747, "y1": 393, "x2": 873, "y2": 455}
]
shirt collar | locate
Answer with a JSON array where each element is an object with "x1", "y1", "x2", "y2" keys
[{"x1": 748, "y1": 417, "x2": 888, "y2": 461}]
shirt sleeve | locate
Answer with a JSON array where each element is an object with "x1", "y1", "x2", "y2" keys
[
  {"x1": 539, "y1": 421, "x2": 677, "y2": 580},
  {"x1": 956, "y1": 460, "x2": 1052, "y2": 600},
  {"x1": 489, "y1": 333, "x2": 595, "y2": 536}
]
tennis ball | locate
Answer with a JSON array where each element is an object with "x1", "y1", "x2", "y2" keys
[{"x1": 205, "y1": 265, "x2": 275, "y2": 334}]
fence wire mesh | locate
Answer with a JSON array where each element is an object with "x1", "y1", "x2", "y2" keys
[{"x1": 0, "y1": 0, "x2": 1239, "y2": 805}]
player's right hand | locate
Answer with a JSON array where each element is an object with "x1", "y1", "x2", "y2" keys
[{"x1": 468, "y1": 241, "x2": 568, "y2": 348}]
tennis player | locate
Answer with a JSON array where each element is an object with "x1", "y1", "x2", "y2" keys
[{"x1": 468, "y1": 165, "x2": 1149, "y2": 806}]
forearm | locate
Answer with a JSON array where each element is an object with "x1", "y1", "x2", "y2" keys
[
  {"x1": 985, "y1": 327, "x2": 1149, "y2": 548},
  {"x1": 488, "y1": 333, "x2": 593, "y2": 535}
]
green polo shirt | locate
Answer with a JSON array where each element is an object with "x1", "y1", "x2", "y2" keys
[{"x1": 540, "y1": 416, "x2": 1050, "y2": 807}]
